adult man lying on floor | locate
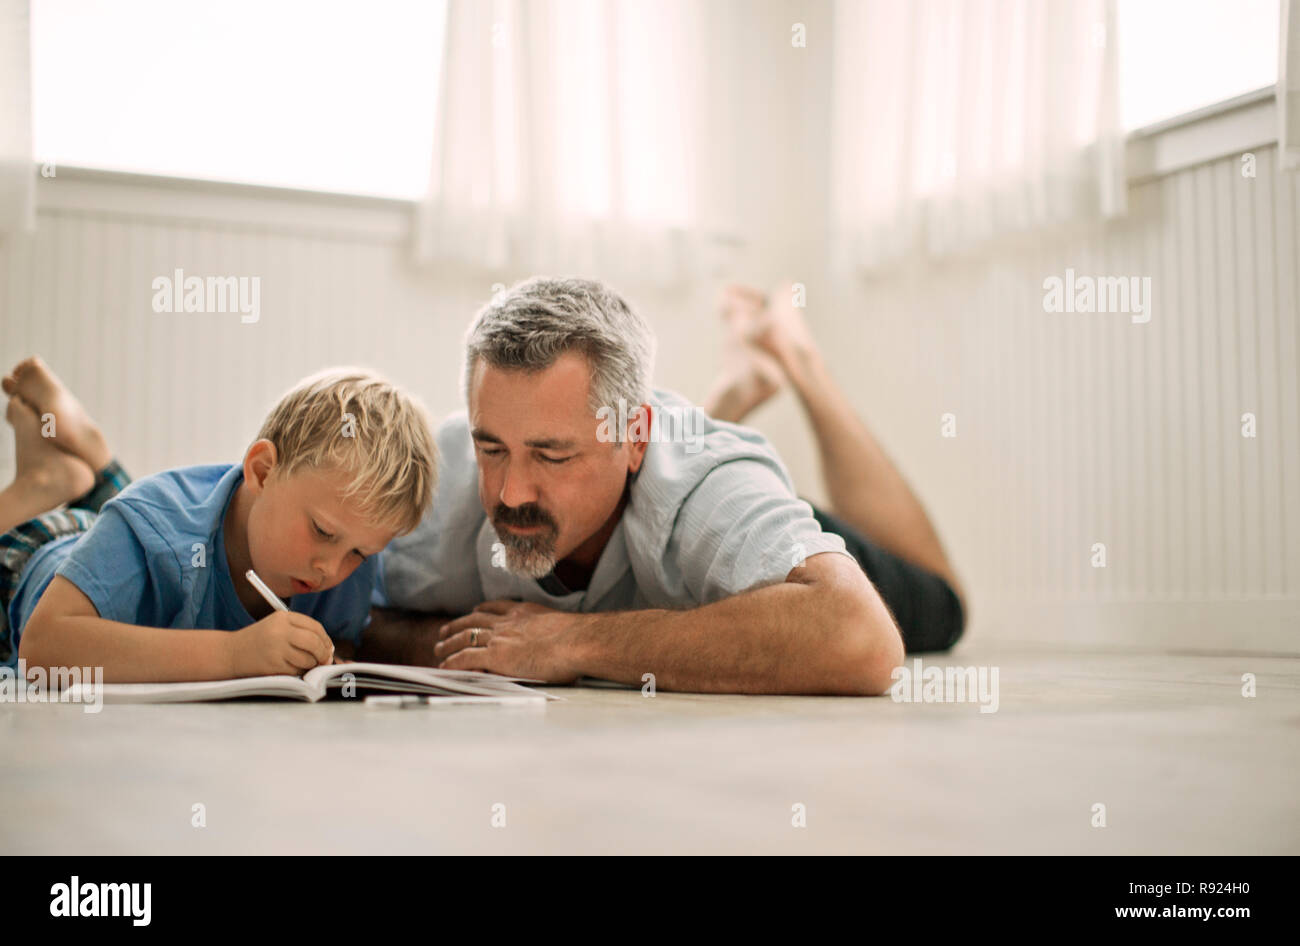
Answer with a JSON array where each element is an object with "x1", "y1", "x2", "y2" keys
[{"x1": 356, "y1": 277, "x2": 966, "y2": 695}]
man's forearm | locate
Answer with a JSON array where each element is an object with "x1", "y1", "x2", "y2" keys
[{"x1": 567, "y1": 558, "x2": 903, "y2": 695}]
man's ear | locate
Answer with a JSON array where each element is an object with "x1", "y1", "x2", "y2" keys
[
  {"x1": 243, "y1": 439, "x2": 279, "y2": 493},
  {"x1": 626, "y1": 403, "x2": 652, "y2": 474}
]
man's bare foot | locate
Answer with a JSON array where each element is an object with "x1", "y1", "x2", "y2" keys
[
  {"x1": 703, "y1": 285, "x2": 786, "y2": 423},
  {"x1": 748, "y1": 282, "x2": 823, "y2": 383},
  {"x1": 2, "y1": 356, "x2": 112, "y2": 471},
  {"x1": 2, "y1": 397, "x2": 95, "y2": 526}
]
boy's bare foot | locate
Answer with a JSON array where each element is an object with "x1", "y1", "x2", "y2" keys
[
  {"x1": 3, "y1": 396, "x2": 95, "y2": 519},
  {"x1": 703, "y1": 285, "x2": 786, "y2": 423},
  {"x1": 2, "y1": 356, "x2": 112, "y2": 471}
]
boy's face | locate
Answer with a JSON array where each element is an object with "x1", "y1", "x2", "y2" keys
[{"x1": 244, "y1": 457, "x2": 397, "y2": 599}]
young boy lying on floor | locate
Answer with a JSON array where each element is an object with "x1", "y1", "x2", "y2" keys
[{"x1": 0, "y1": 357, "x2": 437, "y2": 682}]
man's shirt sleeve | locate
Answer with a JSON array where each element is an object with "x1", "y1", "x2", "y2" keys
[{"x1": 664, "y1": 459, "x2": 855, "y2": 606}]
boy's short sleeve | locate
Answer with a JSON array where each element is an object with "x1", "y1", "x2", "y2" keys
[
  {"x1": 53, "y1": 505, "x2": 179, "y2": 624},
  {"x1": 665, "y1": 460, "x2": 855, "y2": 605}
]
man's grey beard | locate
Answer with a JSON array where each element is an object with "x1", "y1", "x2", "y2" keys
[{"x1": 498, "y1": 530, "x2": 559, "y2": 579}]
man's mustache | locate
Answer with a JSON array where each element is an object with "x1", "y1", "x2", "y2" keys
[{"x1": 494, "y1": 503, "x2": 557, "y2": 532}]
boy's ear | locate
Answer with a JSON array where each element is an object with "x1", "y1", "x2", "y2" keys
[{"x1": 243, "y1": 439, "x2": 279, "y2": 492}]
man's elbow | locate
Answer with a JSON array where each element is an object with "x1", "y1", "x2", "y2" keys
[
  {"x1": 843, "y1": 629, "x2": 905, "y2": 696},
  {"x1": 830, "y1": 591, "x2": 905, "y2": 696}
]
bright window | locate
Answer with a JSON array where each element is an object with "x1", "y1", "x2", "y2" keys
[
  {"x1": 31, "y1": 0, "x2": 447, "y2": 199},
  {"x1": 1118, "y1": 0, "x2": 1279, "y2": 130}
]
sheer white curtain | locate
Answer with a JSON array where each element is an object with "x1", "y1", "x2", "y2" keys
[
  {"x1": 1282, "y1": 0, "x2": 1300, "y2": 170},
  {"x1": 830, "y1": 0, "x2": 1126, "y2": 272},
  {"x1": 414, "y1": 0, "x2": 708, "y2": 284},
  {"x1": 0, "y1": 0, "x2": 34, "y2": 240}
]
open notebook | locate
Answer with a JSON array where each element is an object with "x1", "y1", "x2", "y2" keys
[{"x1": 63, "y1": 662, "x2": 558, "y2": 704}]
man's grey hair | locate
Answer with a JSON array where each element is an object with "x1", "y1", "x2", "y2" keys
[{"x1": 462, "y1": 276, "x2": 656, "y2": 415}]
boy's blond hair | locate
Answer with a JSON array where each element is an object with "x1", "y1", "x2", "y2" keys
[{"x1": 255, "y1": 367, "x2": 437, "y2": 535}]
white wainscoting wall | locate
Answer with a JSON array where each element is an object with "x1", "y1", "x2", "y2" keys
[{"x1": 0, "y1": 93, "x2": 1295, "y2": 653}]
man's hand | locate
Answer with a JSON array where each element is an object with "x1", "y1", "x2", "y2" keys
[{"x1": 434, "y1": 600, "x2": 586, "y2": 683}]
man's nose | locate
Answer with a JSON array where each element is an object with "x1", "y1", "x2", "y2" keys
[{"x1": 499, "y1": 463, "x2": 540, "y2": 508}]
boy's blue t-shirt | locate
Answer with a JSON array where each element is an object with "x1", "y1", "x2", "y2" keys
[{"x1": 5, "y1": 463, "x2": 376, "y2": 667}]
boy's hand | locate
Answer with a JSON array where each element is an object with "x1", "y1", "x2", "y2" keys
[{"x1": 229, "y1": 611, "x2": 335, "y2": 677}]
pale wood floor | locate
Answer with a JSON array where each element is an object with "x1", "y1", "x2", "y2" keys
[{"x1": 2, "y1": 644, "x2": 1296, "y2": 854}]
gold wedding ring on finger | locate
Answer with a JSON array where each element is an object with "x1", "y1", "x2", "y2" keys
[{"x1": 469, "y1": 627, "x2": 485, "y2": 647}]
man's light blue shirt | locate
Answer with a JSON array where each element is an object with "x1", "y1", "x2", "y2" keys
[{"x1": 377, "y1": 388, "x2": 852, "y2": 614}]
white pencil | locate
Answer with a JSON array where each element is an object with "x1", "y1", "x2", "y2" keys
[
  {"x1": 244, "y1": 569, "x2": 336, "y2": 664},
  {"x1": 245, "y1": 569, "x2": 288, "y2": 611}
]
